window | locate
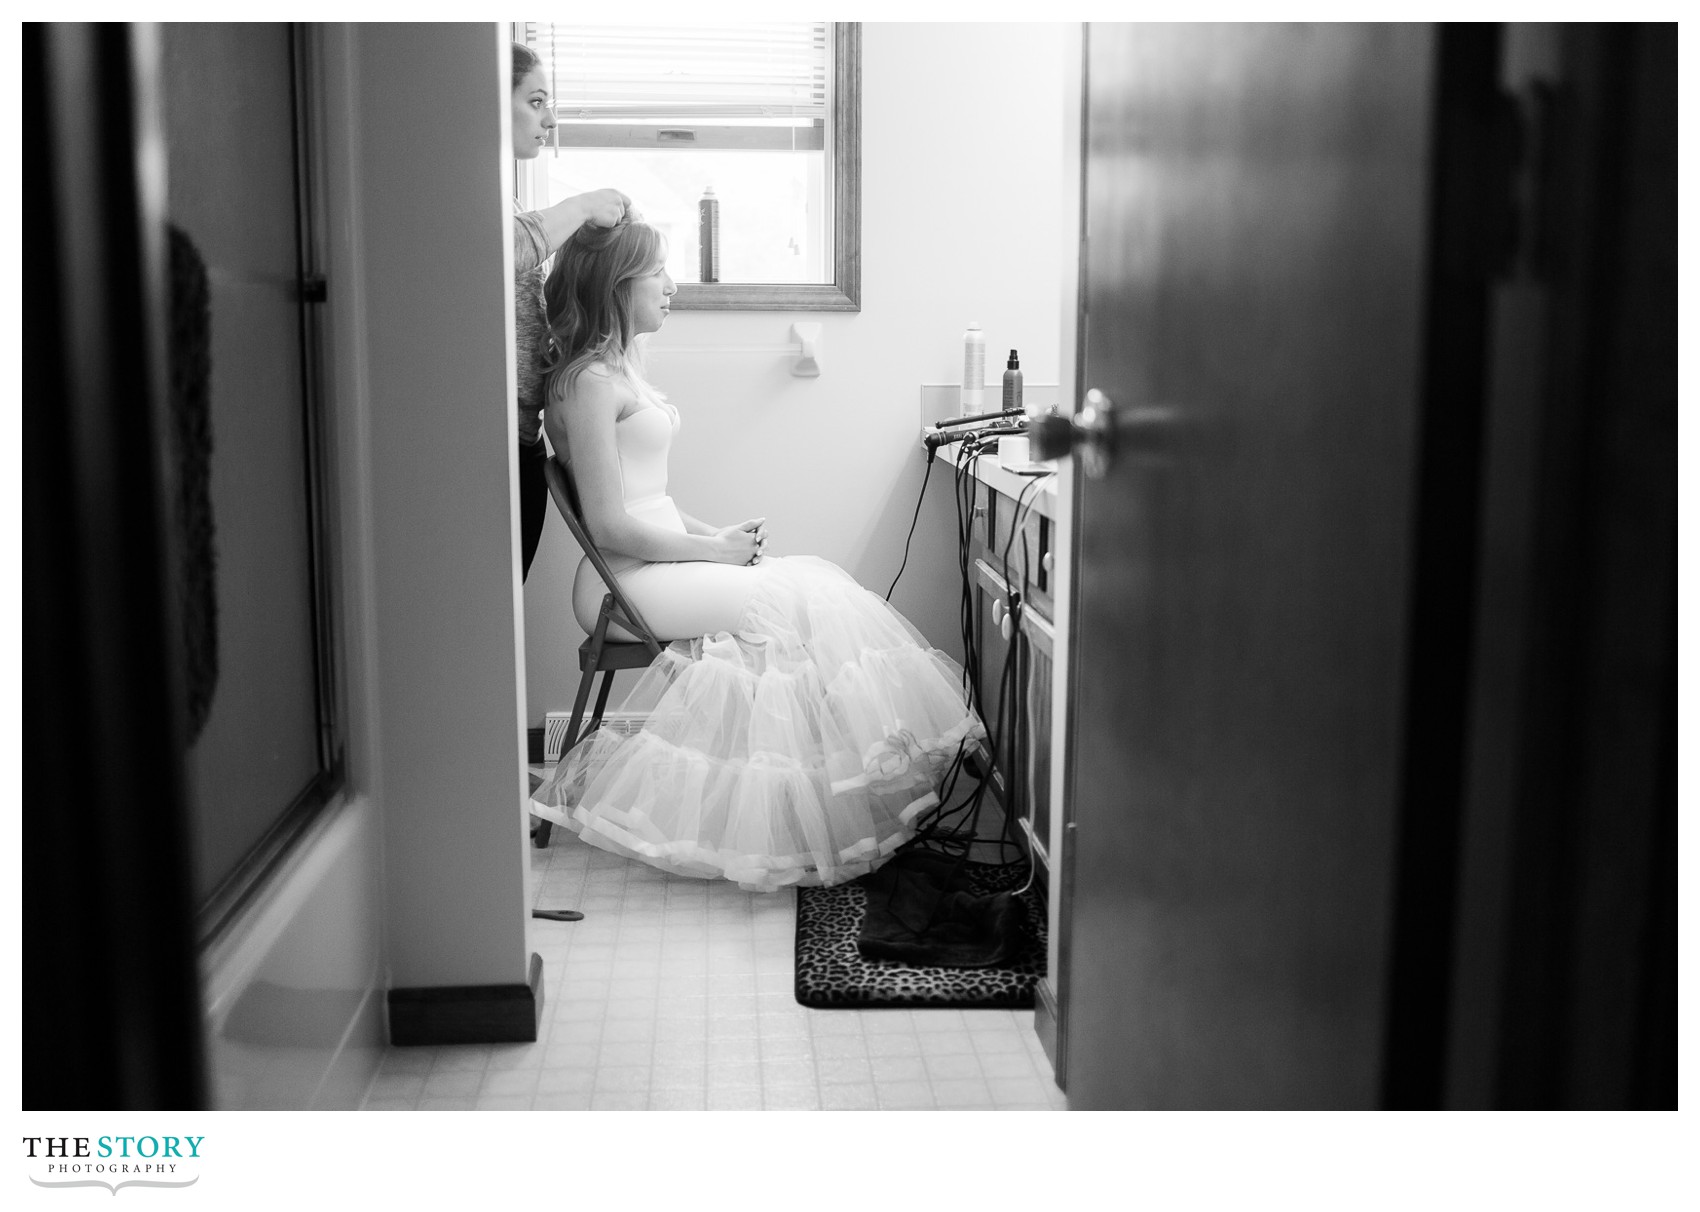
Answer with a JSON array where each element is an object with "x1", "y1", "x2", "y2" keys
[{"x1": 516, "y1": 21, "x2": 860, "y2": 311}]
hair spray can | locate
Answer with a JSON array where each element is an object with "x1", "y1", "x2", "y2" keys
[
  {"x1": 699, "y1": 187, "x2": 720, "y2": 283},
  {"x1": 961, "y1": 322, "x2": 985, "y2": 416}
]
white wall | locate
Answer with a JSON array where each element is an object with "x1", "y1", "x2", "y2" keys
[
  {"x1": 341, "y1": 23, "x2": 533, "y2": 990},
  {"x1": 525, "y1": 22, "x2": 1073, "y2": 722}
]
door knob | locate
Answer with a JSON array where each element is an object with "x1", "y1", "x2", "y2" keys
[{"x1": 1027, "y1": 388, "x2": 1171, "y2": 479}]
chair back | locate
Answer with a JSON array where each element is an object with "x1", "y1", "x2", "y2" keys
[{"x1": 543, "y1": 455, "x2": 663, "y2": 657}]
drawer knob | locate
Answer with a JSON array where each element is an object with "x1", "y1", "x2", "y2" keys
[
  {"x1": 1042, "y1": 551, "x2": 1054, "y2": 574},
  {"x1": 991, "y1": 598, "x2": 1005, "y2": 627}
]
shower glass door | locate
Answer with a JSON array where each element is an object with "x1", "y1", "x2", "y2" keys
[{"x1": 158, "y1": 22, "x2": 343, "y2": 939}]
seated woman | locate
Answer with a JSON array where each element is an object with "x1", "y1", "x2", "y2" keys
[{"x1": 528, "y1": 215, "x2": 985, "y2": 892}]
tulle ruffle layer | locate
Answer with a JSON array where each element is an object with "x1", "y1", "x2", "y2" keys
[{"x1": 530, "y1": 555, "x2": 984, "y2": 892}]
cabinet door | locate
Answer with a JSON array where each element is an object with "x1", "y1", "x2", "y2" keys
[
  {"x1": 1020, "y1": 608, "x2": 1055, "y2": 872},
  {"x1": 971, "y1": 558, "x2": 1018, "y2": 826},
  {"x1": 973, "y1": 554, "x2": 1057, "y2": 881}
]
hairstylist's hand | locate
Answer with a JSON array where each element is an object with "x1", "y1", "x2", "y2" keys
[
  {"x1": 712, "y1": 518, "x2": 768, "y2": 566},
  {"x1": 574, "y1": 188, "x2": 630, "y2": 229}
]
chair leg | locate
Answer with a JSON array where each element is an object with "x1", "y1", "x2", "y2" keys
[
  {"x1": 565, "y1": 672, "x2": 595, "y2": 751},
  {"x1": 538, "y1": 598, "x2": 615, "y2": 855},
  {"x1": 587, "y1": 668, "x2": 617, "y2": 734},
  {"x1": 535, "y1": 673, "x2": 594, "y2": 857},
  {"x1": 568, "y1": 599, "x2": 613, "y2": 752}
]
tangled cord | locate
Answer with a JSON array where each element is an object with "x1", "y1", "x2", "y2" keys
[{"x1": 875, "y1": 431, "x2": 1054, "y2": 936}]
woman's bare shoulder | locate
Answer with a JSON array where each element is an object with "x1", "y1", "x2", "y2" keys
[{"x1": 549, "y1": 361, "x2": 632, "y2": 417}]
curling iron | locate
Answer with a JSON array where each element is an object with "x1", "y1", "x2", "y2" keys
[
  {"x1": 922, "y1": 422, "x2": 1028, "y2": 455},
  {"x1": 932, "y1": 405, "x2": 1027, "y2": 430}
]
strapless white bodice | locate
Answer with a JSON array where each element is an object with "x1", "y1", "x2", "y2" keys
[{"x1": 614, "y1": 404, "x2": 683, "y2": 536}]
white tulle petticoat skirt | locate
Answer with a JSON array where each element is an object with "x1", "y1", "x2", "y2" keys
[{"x1": 529, "y1": 555, "x2": 985, "y2": 893}]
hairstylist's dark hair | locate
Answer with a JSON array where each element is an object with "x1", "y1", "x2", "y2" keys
[
  {"x1": 511, "y1": 41, "x2": 541, "y2": 91},
  {"x1": 542, "y1": 217, "x2": 667, "y2": 402}
]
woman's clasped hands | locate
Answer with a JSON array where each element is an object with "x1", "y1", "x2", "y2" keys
[{"x1": 713, "y1": 518, "x2": 769, "y2": 566}]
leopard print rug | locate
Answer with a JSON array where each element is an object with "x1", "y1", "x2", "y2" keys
[{"x1": 793, "y1": 861, "x2": 1046, "y2": 1010}]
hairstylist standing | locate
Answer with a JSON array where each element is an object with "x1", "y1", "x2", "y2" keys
[{"x1": 511, "y1": 41, "x2": 629, "y2": 580}]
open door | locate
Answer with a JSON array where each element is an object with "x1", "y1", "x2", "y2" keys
[
  {"x1": 1050, "y1": 23, "x2": 1440, "y2": 1109},
  {"x1": 1046, "y1": 22, "x2": 1675, "y2": 1110}
]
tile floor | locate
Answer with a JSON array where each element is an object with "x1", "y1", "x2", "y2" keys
[{"x1": 361, "y1": 805, "x2": 1066, "y2": 1112}]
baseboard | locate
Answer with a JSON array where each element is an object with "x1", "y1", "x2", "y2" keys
[{"x1": 387, "y1": 953, "x2": 545, "y2": 1046}]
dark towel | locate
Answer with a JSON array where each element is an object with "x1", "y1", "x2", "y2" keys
[{"x1": 856, "y1": 849, "x2": 1031, "y2": 968}]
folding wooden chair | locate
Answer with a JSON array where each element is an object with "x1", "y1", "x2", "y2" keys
[{"x1": 532, "y1": 455, "x2": 664, "y2": 849}]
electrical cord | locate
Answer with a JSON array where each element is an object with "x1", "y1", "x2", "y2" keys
[
  {"x1": 896, "y1": 431, "x2": 994, "y2": 842},
  {"x1": 990, "y1": 473, "x2": 1040, "y2": 861},
  {"x1": 903, "y1": 430, "x2": 1026, "y2": 864},
  {"x1": 889, "y1": 434, "x2": 1046, "y2": 849},
  {"x1": 1000, "y1": 471, "x2": 1051, "y2": 897},
  {"x1": 879, "y1": 430, "x2": 1065, "y2": 941},
  {"x1": 884, "y1": 450, "x2": 934, "y2": 601},
  {"x1": 911, "y1": 445, "x2": 1052, "y2": 876},
  {"x1": 877, "y1": 429, "x2": 1013, "y2": 937}
]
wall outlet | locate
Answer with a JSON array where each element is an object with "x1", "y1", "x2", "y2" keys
[{"x1": 543, "y1": 711, "x2": 648, "y2": 762}]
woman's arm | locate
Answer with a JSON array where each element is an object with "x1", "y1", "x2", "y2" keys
[
  {"x1": 547, "y1": 371, "x2": 759, "y2": 566},
  {"x1": 679, "y1": 507, "x2": 768, "y2": 561},
  {"x1": 513, "y1": 190, "x2": 629, "y2": 277},
  {"x1": 528, "y1": 188, "x2": 630, "y2": 262},
  {"x1": 676, "y1": 509, "x2": 716, "y2": 537}
]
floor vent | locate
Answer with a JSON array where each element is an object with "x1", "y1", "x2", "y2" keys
[{"x1": 543, "y1": 711, "x2": 647, "y2": 762}]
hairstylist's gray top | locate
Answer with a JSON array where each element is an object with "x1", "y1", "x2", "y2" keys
[{"x1": 513, "y1": 199, "x2": 551, "y2": 446}]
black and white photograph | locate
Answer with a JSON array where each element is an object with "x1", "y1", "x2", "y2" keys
[{"x1": 13, "y1": 12, "x2": 1684, "y2": 1205}]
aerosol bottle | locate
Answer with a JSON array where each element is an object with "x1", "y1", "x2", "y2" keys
[
  {"x1": 961, "y1": 322, "x2": 986, "y2": 416},
  {"x1": 698, "y1": 187, "x2": 720, "y2": 283}
]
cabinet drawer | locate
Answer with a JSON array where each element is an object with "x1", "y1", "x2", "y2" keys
[
  {"x1": 986, "y1": 493, "x2": 1053, "y2": 622},
  {"x1": 968, "y1": 485, "x2": 994, "y2": 562}
]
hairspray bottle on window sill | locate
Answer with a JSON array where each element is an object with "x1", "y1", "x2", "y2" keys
[
  {"x1": 699, "y1": 187, "x2": 720, "y2": 283},
  {"x1": 961, "y1": 321, "x2": 985, "y2": 416}
]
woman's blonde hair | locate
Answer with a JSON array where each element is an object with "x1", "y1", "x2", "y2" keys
[{"x1": 541, "y1": 216, "x2": 667, "y2": 407}]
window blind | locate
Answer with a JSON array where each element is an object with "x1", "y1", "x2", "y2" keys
[{"x1": 519, "y1": 22, "x2": 829, "y2": 124}]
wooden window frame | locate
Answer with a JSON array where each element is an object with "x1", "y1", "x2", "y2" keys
[{"x1": 554, "y1": 23, "x2": 860, "y2": 313}]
